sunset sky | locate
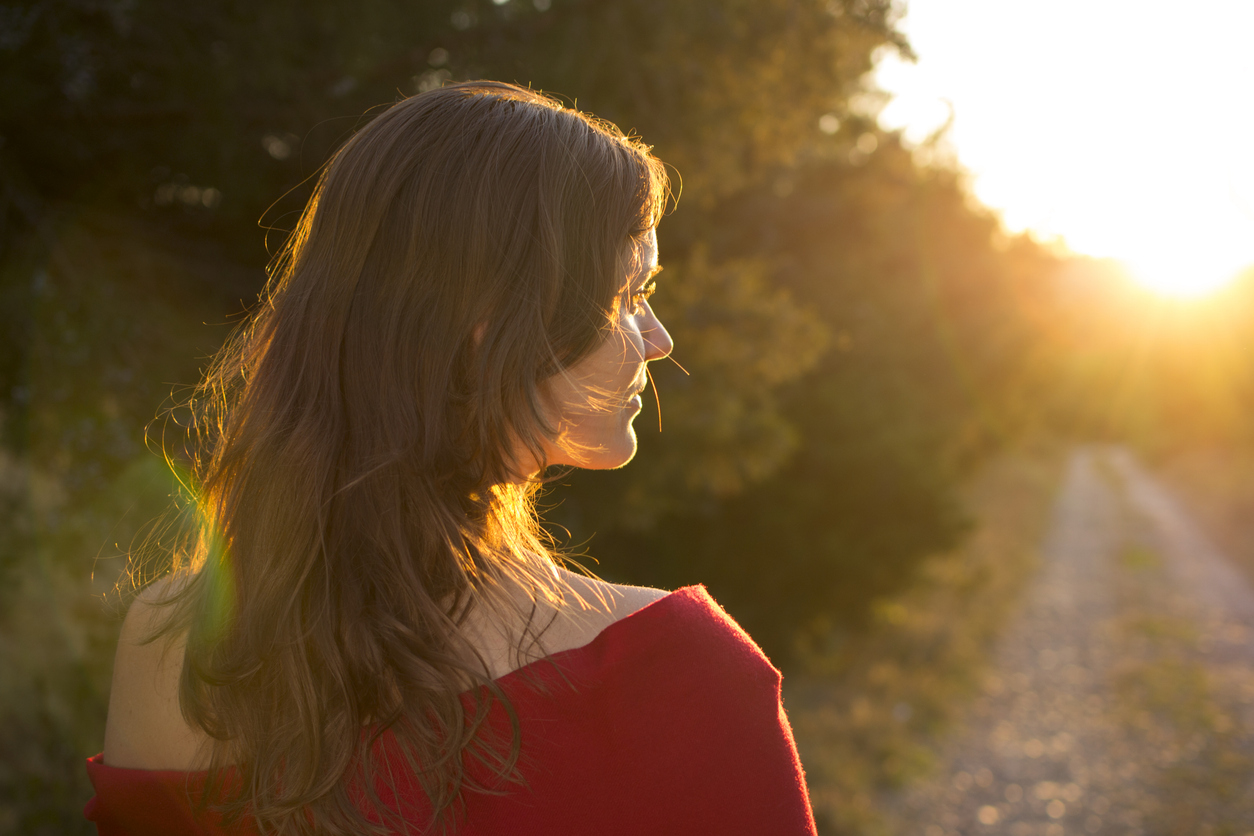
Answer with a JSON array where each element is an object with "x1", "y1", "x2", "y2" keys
[{"x1": 874, "y1": 0, "x2": 1254, "y2": 297}]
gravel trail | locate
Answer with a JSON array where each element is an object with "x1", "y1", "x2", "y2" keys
[{"x1": 890, "y1": 447, "x2": 1254, "y2": 836}]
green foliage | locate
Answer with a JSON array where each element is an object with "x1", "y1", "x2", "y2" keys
[
  {"x1": 0, "y1": 0, "x2": 904, "y2": 232},
  {"x1": 0, "y1": 215, "x2": 244, "y2": 832}
]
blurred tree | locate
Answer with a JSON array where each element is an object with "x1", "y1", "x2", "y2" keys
[
  {"x1": 557, "y1": 130, "x2": 1067, "y2": 655},
  {"x1": 0, "y1": 0, "x2": 905, "y2": 495}
]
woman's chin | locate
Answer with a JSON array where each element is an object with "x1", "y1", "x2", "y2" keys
[
  {"x1": 567, "y1": 430, "x2": 639, "y2": 471},
  {"x1": 601, "y1": 443, "x2": 639, "y2": 471}
]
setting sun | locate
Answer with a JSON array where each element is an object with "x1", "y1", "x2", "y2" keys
[
  {"x1": 874, "y1": 0, "x2": 1254, "y2": 299},
  {"x1": 1122, "y1": 255, "x2": 1243, "y2": 300}
]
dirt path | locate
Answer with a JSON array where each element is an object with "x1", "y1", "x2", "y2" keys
[{"x1": 889, "y1": 447, "x2": 1254, "y2": 836}]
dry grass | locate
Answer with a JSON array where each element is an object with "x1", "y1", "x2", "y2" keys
[
  {"x1": 1157, "y1": 447, "x2": 1254, "y2": 589},
  {"x1": 1110, "y1": 542, "x2": 1254, "y2": 836},
  {"x1": 787, "y1": 444, "x2": 1064, "y2": 835}
]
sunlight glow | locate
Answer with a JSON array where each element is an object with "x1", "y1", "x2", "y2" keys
[
  {"x1": 1121, "y1": 255, "x2": 1241, "y2": 300},
  {"x1": 874, "y1": 0, "x2": 1254, "y2": 300}
]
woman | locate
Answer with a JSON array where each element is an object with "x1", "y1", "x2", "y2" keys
[{"x1": 86, "y1": 81, "x2": 816, "y2": 835}]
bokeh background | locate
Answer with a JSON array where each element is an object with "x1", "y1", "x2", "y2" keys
[{"x1": 3, "y1": 1, "x2": 1254, "y2": 833}]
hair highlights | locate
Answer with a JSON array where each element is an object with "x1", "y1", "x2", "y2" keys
[{"x1": 152, "y1": 81, "x2": 669, "y2": 834}]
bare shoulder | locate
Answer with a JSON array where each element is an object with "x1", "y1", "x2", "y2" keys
[
  {"x1": 102, "y1": 574, "x2": 212, "y2": 770},
  {"x1": 555, "y1": 568, "x2": 671, "y2": 631}
]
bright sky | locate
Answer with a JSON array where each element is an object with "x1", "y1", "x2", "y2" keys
[{"x1": 874, "y1": 0, "x2": 1254, "y2": 298}]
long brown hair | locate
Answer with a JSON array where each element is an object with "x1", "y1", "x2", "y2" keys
[{"x1": 155, "y1": 81, "x2": 669, "y2": 834}]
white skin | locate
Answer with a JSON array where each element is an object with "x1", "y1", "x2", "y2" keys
[{"x1": 540, "y1": 228, "x2": 672, "y2": 471}]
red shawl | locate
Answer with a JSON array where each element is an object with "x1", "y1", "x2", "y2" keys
[{"x1": 85, "y1": 586, "x2": 817, "y2": 835}]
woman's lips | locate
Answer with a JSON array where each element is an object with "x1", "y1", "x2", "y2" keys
[{"x1": 626, "y1": 375, "x2": 647, "y2": 410}]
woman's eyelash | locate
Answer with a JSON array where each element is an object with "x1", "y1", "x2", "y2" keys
[{"x1": 629, "y1": 281, "x2": 657, "y2": 311}]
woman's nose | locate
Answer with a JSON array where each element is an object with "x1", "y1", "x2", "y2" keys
[{"x1": 642, "y1": 304, "x2": 673, "y2": 361}]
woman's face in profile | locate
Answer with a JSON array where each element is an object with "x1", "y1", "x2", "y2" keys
[{"x1": 542, "y1": 229, "x2": 673, "y2": 471}]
